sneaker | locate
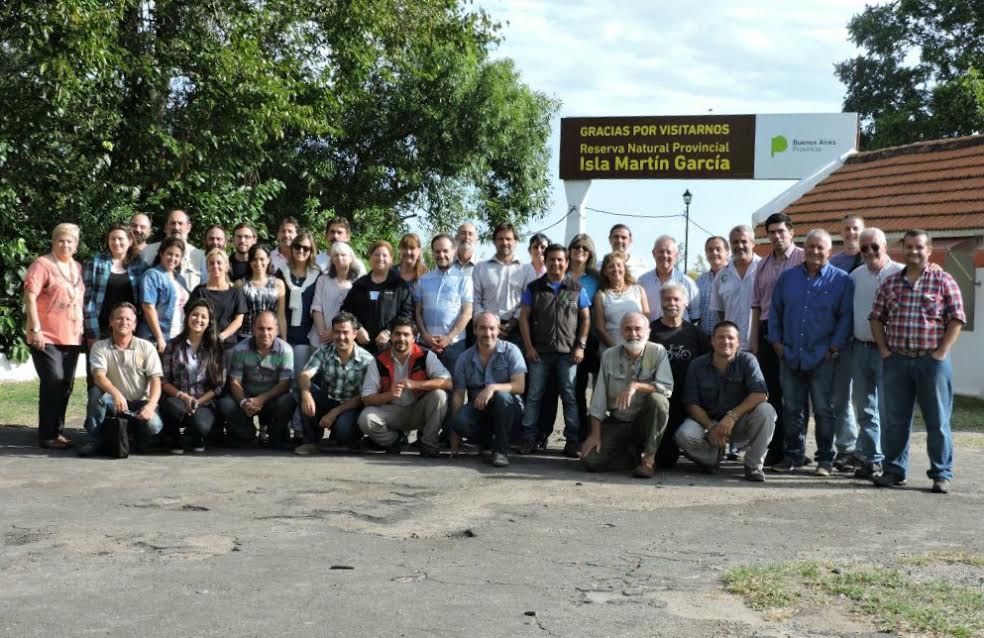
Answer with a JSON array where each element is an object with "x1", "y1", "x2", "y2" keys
[
  {"x1": 563, "y1": 440, "x2": 580, "y2": 458},
  {"x1": 931, "y1": 478, "x2": 951, "y2": 494},
  {"x1": 769, "y1": 458, "x2": 797, "y2": 473},
  {"x1": 293, "y1": 443, "x2": 321, "y2": 456},
  {"x1": 536, "y1": 435, "x2": 549, "y2": 450},
  {"x1": 744, "y1": 467, "x2": 766, "y2": 482},
  {"x1": 833, "y1": 456, "x2": 860, "y2": 472},
  {"x1": 385, "y1": 441, "x2": 403, "y2": 455},
  {"x1": 814, "y1": 463, "x2": 832, "y2": 477},
  {"x1": 491, "y1": 452, "x2": 510, "y2": 467},
  {"x1": 872, "y1": 472, "x2": 907, "y2": 488},
  {"x1": 854, "y1": 463, "x2": 882, "y2": 479}
]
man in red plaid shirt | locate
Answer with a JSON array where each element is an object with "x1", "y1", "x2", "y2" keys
[{"x1": 869, "y1": 229, "x2": 965, "y2": 493}]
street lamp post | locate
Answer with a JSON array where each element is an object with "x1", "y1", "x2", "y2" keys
[{"x1": 682, "y1": 189, "x2": 692, "y2": 273}]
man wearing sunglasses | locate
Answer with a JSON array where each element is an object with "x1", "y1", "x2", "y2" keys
[{"x1": 848, "y1": 228, "x2": 902, "y2": 479}]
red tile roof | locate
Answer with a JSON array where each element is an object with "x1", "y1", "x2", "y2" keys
[{"x1": 756, "y1": 135, "x2": 984, "y2": 238}]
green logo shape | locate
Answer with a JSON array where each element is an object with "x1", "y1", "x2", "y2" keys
[{"x1": 771, "y1": 135, "x2": 788, "y2": 157}]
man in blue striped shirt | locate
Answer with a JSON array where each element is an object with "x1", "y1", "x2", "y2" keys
[{"x1": 768, "y1": 229, "x2": 854, "y2": 475}]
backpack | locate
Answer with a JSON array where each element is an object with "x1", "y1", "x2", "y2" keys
[{"x1": 103, "y1": 416, "x2": 130, "y2": 459}]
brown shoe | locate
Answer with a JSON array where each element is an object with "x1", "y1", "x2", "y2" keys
[{"x1": 632, "y1": 463, "x2": 655, "y2": 479}]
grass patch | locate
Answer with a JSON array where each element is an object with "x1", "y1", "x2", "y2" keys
[
  {"x1": 0, "y1": 379, "x2": 87, "y2": 428},
  {"x1": 724, "y1": 554, "x2": 984, "y2": 638},
  {"x1": 915, "y1": 395, "x2": 984, "y2": 432}
]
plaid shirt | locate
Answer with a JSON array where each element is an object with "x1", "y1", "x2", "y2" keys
[
  {"x1": 82, "y1": 252, "x2": 148, "y2": 340},
  {"x1": 695, "y1": 269, "x2": 720, "y2": 335},
  {"x1": 869, "y1": 267, "x2": 966, "y2": 352},
  {"x1": 229, "y1": 337, "x2": 294, "y2": 397},
  {"x1": 162, "y1": 338, "x2": 225, "y2": 398},
  {"x1": 303, "y1": 342, "x2": 374, "y2": 402}
]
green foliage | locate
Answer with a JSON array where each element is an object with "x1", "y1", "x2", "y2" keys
[
  {"x1": 0, "y1": 0, "x2": 559, "y2": 358},
  {"x1": 836, "y1": 1, "x2": 984, "y2": 148}
]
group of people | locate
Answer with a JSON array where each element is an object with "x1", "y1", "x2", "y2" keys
[{"x1": 23, "y1": 209, "x2": 964, "y2": 492}]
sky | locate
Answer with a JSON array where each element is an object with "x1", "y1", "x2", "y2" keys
[{"x1": 454, "y1": 0, "x2": 887, "y2": 267}]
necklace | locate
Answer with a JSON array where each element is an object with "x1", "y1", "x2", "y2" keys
[{"x1": 47, "y1": 254, "x2": 81, "y2": 322}]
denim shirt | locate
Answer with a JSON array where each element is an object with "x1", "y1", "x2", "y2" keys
[
  {"x1": 82, "y1": 252, "x2": 148, "y2": 340},
  {"x1": 137, "y1": 266, "x2": 189, "y2": 340},
  {"x1": 453, "y1": 339, "x2": 527, "y2": 403},
  {"x1": 768, "y1": 263, "x2": 853, "y2": 371}
]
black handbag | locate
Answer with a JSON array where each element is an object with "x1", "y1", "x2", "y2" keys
[{"x1": 103, "y1": 416, "x2": 130, "y2": 459}]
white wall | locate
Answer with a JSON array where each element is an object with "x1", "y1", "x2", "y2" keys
[
  {"x1": 952, "y1": 266, "x2": 984, "y2": 399},
  {"x1": 0, "y1": 353, "x2": 87, "y2": 382}
]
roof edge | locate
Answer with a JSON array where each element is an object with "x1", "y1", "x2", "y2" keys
[
  {"x1": 846, "y1": 134, "x2": 984, "y2": 165},
  {"x1": 750, "y1": 149, "x2": 856, "y2": 227}
]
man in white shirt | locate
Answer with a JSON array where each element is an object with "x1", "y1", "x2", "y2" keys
[
  {"x1": 711, "y1": 225, "x2": 761, "y2": 350},
  {"x1": 472, "y1": 222, "x2": 529, "y2": 344},
  {"x1": 270, "y1": 217, "x2": 298, "y2": 274},
  {"x1": 140, "y1": 209, "x2": 205, "y2": 290},
  {"x1": 638, "y1": 235, "x2": 699, "y2": 322},
  {"x1": 597, "y1": 224, "x2": 650, "y2": 279},
  {"x1": 849, "y1": 227, "x2": 903, "y2": 479}
]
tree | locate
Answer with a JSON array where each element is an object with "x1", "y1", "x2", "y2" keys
[
  {"x1": 835, "y1": 0, "x2": 984, "y2": 149},
  {"x1": 0, "y1": 0, "x2": 559, "y2": 360}
]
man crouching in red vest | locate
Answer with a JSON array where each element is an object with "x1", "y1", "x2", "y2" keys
[{"x1": 357, "y1": 316, "x2": 452, "y2": 456}]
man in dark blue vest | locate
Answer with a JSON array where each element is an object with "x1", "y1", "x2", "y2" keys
[{"x1": 518, "y1": 244, "x2": 591, "y2": 458}]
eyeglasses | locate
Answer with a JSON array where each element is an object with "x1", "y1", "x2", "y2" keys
[
  {"x1": 860, "y1": 244, "x2": 880, "y2": 253},
  {"x1": 571, "y1": 245, "x2": 589, "y2": 252},
  {"x1": 292, "y1": 245, "x2": 312, "y2": 253}
]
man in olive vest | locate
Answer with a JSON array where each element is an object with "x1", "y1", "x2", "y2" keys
[{"x1": 518, "y1": 244, "x2": 591, "y2": 458}]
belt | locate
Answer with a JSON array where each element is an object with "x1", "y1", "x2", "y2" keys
[
  {"x1": 855, "y1": 339, "x2": 877, "y2": 348},
  {"x1": 892, "y1": 348, "x2": 932, "y2": 358}
]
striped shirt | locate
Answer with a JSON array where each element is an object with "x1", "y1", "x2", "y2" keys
[
  {"x1": 751, "y1": 243, "x2": 804, "y2": 319},
  {"x1": 695, "y1": 268, "x2": 722, "y2": 335},
  {"x1": 869, "y1": 267, "x2": 965, "y2": 352}
]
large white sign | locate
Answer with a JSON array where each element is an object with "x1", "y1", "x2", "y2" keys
[{"x1": 752, "y1": 113, "x2": 859, "y2": 179}]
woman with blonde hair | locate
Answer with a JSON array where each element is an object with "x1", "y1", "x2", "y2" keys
[
  {"x1": 593, "y1": 252, "x2": 650, "y2": 350},
  {"x1": 276, "y1": 229, "x2": 321, "y2": 372},
  {"x1": 189, "y1": 248, "x2": 246, "y2": 349},
  {"x1": 23, "y1": 223, "x2": 85, "y2": 449},
  {"x1": 395, "y1": 233, "x2": 426, "y2": 294}
]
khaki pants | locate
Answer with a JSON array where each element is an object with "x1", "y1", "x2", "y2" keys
[
  {"x1": 358, "y1": 389, "x2": 448, "y2": 449},
  {"x1": 582, "y1": 393, "x2": 670, "y2": 472},
  {"x1": 674, "y1": 402, "x2": 776, "y2": 472}
]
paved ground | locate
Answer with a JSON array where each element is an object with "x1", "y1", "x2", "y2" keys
[{"x1": 2, "y1": 425, "x2": 983, "y2": 638}]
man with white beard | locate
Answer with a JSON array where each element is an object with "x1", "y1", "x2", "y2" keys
[
  {"x1": 454, "y1": 222, "x2": 478, "y2": 276},
  {"x1": 580, "y1": 312, "x2": 673, "y2": 478}
]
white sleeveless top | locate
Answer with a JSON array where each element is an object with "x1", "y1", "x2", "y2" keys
[{"x1": 600, "y1": 284, "x2": 644, "y2": 346}]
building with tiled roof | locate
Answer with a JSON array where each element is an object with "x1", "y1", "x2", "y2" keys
[{"x1": 750, "y1": 134, "x2": 983, "y2": 397}]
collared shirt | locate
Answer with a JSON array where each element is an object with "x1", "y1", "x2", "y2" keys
[
  {"x1": 229, "y1": 336, "x2": 294, "y2": 397},
  {"x1": 361, "y1": 349, "x2": 450, "y2": 407},
  {"x1": 83, "y1": 252, "x2": 149, "y2": 340},
  {"x1": 869, "y1": 267, "x2": 966, "y2": 352},
  {"x1": 768, "y1": 263, "x2": 854, "y2": 371},
  {"x1": 89, "y1": 336, "x2": 163, "y2": 402},
  {"x1": 303, "y1": 342, "x2": 374, "y2": 402},
  {"x1": 416, "y1": 266, "x2": 474, "y2": 344},
  {"x1": 137, "y1": 266, "x2": 189, "y2": 340},
  {"x1": 162, "y1": 338, "x2": 225, "y2": 398},
  {"x1": 590, "y1": 342, "x2": 673, "y2": 423},
  {"x1": 851, "y1": 260, "x2": 903, "y2": 341},
  {"x1": 453, "y1": 339, "x2": 527, "y2": 403},
  {"x1": 473, "y1": 256, "x2": 529, "y2": 321},
  {"x1": 637, "y1": 269, "x2": 700, "y2": 322},
  {"x1": 710, "y1": 256, "x2": 761, "y2": 350},
  {"x1": 752, "y1": 243, "x2": 805, "y2": 319},
  {"x1": 683, "y1": 352, "x2": 768, "y2": 420},
  {"x1": 454, "y1": 255, "x2": 476, "y2": 278},
  {"x1": 140, "y1": 241, "x2": 205, "y2": 291},
  {"x1": 695, "y1": 268, "x2": 722, "y2": 335}
]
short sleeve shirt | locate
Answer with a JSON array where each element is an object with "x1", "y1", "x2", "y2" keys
[
  {"x1": 89, "y1": 336, "x2": 163, "y2": 402},
  {"x1": 362, "y1": 350, "x2": 450, "y2": 407},
  {"x1": 453, "y1": 340, "x2": 527, "y2": 403},
  {"x1": 23, "y1": 256, "x2": 84, "y2": 345},
  {"x1": 682, "y1": 351, "x2": 767, "y2": 420},
  {"x1": 228, "y1": 337, "x2": 294, "y2": 397},
  {"x1": 303, "y1": 342, "x2": 374, "y2": 402},
  {"x1": 416, "y1": 266, "x2": 474, "y2": 344}
]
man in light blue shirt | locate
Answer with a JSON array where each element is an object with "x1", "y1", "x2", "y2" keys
[
  {"x1": 416, "y1": 233, "x2": 474, "y2": 375},
  {"x1": 768, "y1": 229, "x2": 853, "y2": 474}
]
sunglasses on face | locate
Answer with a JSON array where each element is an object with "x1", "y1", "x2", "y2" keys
[
  {"x1": 860, "y1": 244, "x2": 880, "y2": 253},
  {"x1": 571, "y1": 245, "x2": 589, "y2": 251},
  {"x1": 292, "y1": 245, "x2": 312, "y2": 252}
]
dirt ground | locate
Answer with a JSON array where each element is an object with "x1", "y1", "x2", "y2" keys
[{"x1": 2, "y1": 425, "x2": 982, "y2": 638}]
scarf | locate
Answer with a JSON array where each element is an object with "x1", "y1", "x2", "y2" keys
[{"x1": 280, "y1": 265, "x2": 319, "y2": 327}]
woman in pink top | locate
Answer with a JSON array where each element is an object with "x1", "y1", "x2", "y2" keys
[{"x1": 23, "y1": 223, "x2": 86, "y2": 449}]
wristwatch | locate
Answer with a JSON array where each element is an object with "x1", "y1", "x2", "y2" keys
[
  {"x1": 576, "y1": 341, "x2": 587, "y2": 349},
  {"x1": 30, "y1": 327, "x2": 41, "y2": 334}
]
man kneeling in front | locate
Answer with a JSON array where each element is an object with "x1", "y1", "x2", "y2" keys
[
  {"x1": 580, "y1": 312, "x2": 672, "y2": 478},
  {"x1": 674, "y1": 321, "x2": 776, "y2": 482}
]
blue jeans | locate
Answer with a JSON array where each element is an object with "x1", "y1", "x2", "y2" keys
[
  {"x1": 832, "y1": 341, "x2": 858, "y2": 455},
  {"x1": 299, "y1": 384, "x2": 362, "y2": 445},
  {"x1": 437, "y1": 339, "x2": 467, "y2": 381},
  {"x1": 881, "y1": 353, "x2": 954, "y2": 480},
  {"x1": 850, "y1": 341, "x2": 885, "y2": 464},
  {"x1": 450, "y1": 391, "x2": 524, "y2": 454},
  {"x1": 521, "y1": 352, "x2": 579, "y2": 443},
  {"x1": 84, "y1": 387, "x2": 164, "y2": 449},
  {"x1": 780, "y1": 358, "x2": 836, "y2": 465}
]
